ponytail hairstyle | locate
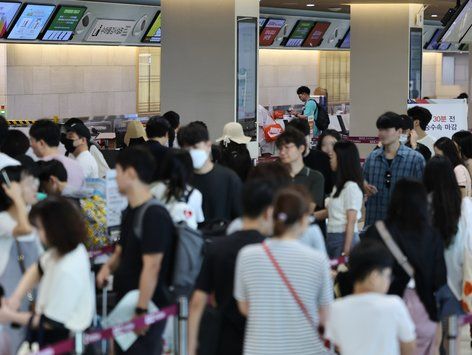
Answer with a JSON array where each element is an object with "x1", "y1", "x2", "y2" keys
[{"x1": 272, "y1": 186, "x2": 310, "y2": 237}]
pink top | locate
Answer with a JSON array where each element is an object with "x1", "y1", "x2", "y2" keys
[
  {"x1": 44, "y1": 154, "x2": 85, "y2": 190},
  {"x1": 454, "y1": 164, "x2": 472, "y2": 197}
]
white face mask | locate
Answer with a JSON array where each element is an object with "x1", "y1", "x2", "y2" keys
[
  {"x1": 399, "y1": 134, "x2": 408, "y2": 144},
  {"x1": 190, "y1": 149, "x2": 209, "y2": 170}
]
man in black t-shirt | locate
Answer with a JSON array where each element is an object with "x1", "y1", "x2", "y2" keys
[
  {"x1": 286, "y1": 118, "x2": 334, "y2": 194},
  {"x1": 96, "y1": 146, "x2": 174, "y2": 355},
  {"x1": 188, "y1": 179, "x2": 275, "y2": 355},
  {"x1": 178, "y1": 122, "x2": 243, "y2": 223},
  {"x1": 144, "y1": 116, "x2": 171, "y2": 180}
]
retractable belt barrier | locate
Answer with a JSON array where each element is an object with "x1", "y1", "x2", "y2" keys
[
  {"x1": 88, "y1": 245, "x2": 116, "y2": 260},
  {"x1": 32, "y1": 304, "x2": 178, "y2": 355}
]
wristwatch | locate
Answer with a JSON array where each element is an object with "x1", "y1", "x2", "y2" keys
[{"x1": 135, "y1": 307, "x2": 148, "y2": 315}]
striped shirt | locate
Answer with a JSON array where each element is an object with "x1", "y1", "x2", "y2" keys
[
  {"x1": 234, "y1": 239, "x2": 333, "y2": 355},
  {"x1": 363, "y1": 144, "x2": 425, "y2": 227}
]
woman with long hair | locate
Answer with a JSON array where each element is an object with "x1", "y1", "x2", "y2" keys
[
  {"x1": 365, "y1": 179, "x2": 447, "y2": 355},
  {"x1": 434, "y1": 137, "x2": 471, "y2": 198},
  {"x1": 325, "y1": 141, "x2": 364, "y2": 258}
]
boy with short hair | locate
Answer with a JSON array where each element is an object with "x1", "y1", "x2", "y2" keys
[
  {"x1": 325, "y1": 240, "x2": 416, "y2": 355},
  {"x1": 276, "y1": 127, "x2": 324, "y2": 211},
  {"x1": 407, "y1": 106, "x2": 435, "y2": 155},
  {"x1": 29, "y1": 119, "x2": 84, "y2": 189},
  {"x1": 178, "y1": 122, "x2": 242, "y2": 223},
  {"x1": 96, "y1": 146, "x2": 174, "y2": 354}
]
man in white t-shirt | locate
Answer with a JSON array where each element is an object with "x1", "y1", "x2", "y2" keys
[
  {"x1": 407, "y1": 106, "x2": 436, "y2": 155},
  {"x1": 65, "y1": 123, "x2": 99, "y2": 179},
  {"x1": 325, "y1": 240, "x2": 416, "y2": 355}
]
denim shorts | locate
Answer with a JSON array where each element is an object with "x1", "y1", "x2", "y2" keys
[{"x1": 326, "y1": 232, "x2": 360, "y2": 259}]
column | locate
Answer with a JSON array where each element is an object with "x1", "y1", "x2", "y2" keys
[
  {"x1": 468, "y1": 50, "x2": 472, "y2": 127},
  {"x1": 160, "y1": 0, "x2": 259, "y2": 140},
  {"x1": 350, "y1": 4, "x2": 423, "y2": 153}
]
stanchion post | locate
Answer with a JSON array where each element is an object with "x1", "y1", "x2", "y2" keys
[
  {"x1": 74, "y1": 332, "x2": 84, "y2": 355},
  {"x1": 101, "y1": 286, "x2": 108, "y2": 355},
  {"x1": 178, "y1": 297, "x2": 189, "y2": 355},
  {"x1": 447, "y1": 315, "x2": 458, "y2": 355}
]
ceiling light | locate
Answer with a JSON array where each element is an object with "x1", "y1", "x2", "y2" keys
[
  {"x1": 431, "y1": 14, "x2": 438, "y2": 18},
  {"x1": 329, "y1": 7, "x2": 342, "y2": 12},
  {"x1": 307, "y1": 3, "x2": 315, "y2": 7}
]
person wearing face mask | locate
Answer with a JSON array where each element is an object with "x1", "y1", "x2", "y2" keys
[
  {"x1": 65, "y1": 123, "x2": 99, "y2": 179},
  {"x1": 363, "y1": 112, "x2": 425, "y2": 229},
  {"x1": 144, "y1": 116, "x2": 170, "y2": 181},
  {"x1": 177, "y1": 122, "x2": 243, "y2": 224}
]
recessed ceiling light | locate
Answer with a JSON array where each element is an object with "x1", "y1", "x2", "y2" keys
[
  {"x1": 329, "y1": 7, "x2": 342, "y2": 12},
  {"x1": 307, "y1": 3, "x2": 315, "y2": 7},
  {"x1": 431, "y1": 14, "x2": 438, "y2": 18}
]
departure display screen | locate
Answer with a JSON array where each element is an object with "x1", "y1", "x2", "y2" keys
[
  {"x1": 425, "y1": 29, "x2": 442, "y2": 50},
  {"x1": 42, "y1": 6, "x2": 86, "y2": 41},
  {"x1": 339, "y1": 28, "x2": 350, "y2": 49},
  {"x1": 0, "y1": 2, "x2": 20, "y2": 37},
  {"x1": 142, "y1": 11, "x2": 161, "y2": 43},
  {"x1": 259, "y1": 18, "x2": 285, "y2": 46},
  {"x1": 303, "y1": 22, "x2": 330, "y2": 47},
  {"x1": 285, "y1": 20, "x2": 314, "y2": 47},
  {"x1": 8, "y1": 4, "x2": 55, "y2": 40}
]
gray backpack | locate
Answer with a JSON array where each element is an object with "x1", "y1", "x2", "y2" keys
[{"x1": 133, "y1": 198, "x2": 204, "y2": 301}]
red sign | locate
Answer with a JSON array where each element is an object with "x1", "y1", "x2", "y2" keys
[
  {"x1": 303, "y1": 22, "x2": 330, "y2": 47},
  {"x1": 259, "y1": 18, "x2": 285, "y2": 46}
]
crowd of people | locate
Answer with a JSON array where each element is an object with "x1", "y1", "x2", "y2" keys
[{"x1": 0, "y1": 102, "x2": 470, "y2": 355}]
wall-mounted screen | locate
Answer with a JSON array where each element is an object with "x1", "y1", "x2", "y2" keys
[
  {"x1": 409, "y1": 28, "x2": 422, "y2": 100},
  {"x1": 259, "y1": 18, "x2": 285, "y2": 46},
  {"x1": 142, "y1": 11, "x2": 161, "y2": 43},
  {"x1": 237, "y1": 17, "x2": 257, "y2": 139},
  {"x1": 259, "y1": 17, "x2": 267, "y2": 28},
  {"x1": 338, "y1": 28, "x2": 350, "y2": 49},
  {"x1": 7, "y1": 4, "x2": 55, "y2": 40},
  {"x1": 0, "y1": 2, "x2": 21, "y2": 37},
  {"x1": 42, "y1": 6, "x2": 86, "y2": 41},
  {"x1": 425, "y1": 29, "x2": 442, "y2": 50},
  {"x1": 284, "y1": 20, "x2": 314, "y2": 47},
  {"x1": 438, "y1": 42, "x2": 451, "y2": 51},
  {"x1": 303, "y1": 22, "x2": 330, "y2": 47}
]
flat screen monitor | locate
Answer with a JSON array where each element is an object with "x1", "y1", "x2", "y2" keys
[
  {"x1": 338, "y1": 28, "x2": 350, "y2": 48},
  {"x1": 438, "y1": 42, "x2": 451, "y2": 51},
  {"x1": 7, "y1": 3, "x2": 55, "y2": 40},
  {"x1": 42, "y1": 6, "x2": 86, "y2": 41},
  {"x1": 303, "y1": 22, "x2": 330, "y2": 47},
  {"x1": 259, "y1": 18, "x2": 285, "y2": 46},
  {"x1": 284, "y1": 20, "x2": 314, "y2": 47},
  {"x1": 259, "y1": 17, "x2": 267, "y2": 28},
  {"x1": 425, "y1": 29, "x2": 442, "y2": 50},
  {"x1": 142, "y1": 11, "x2": 161, "y2": 43},
  {"x1": 0, "y1": 2, "x2": 20, "y2": 37}
]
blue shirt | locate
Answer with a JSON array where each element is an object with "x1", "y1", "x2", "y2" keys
[
  {"x1": 303, "y1": 100, "x2": 319, "y2": 136},
  {"x1": 363, "y1": 144, "x2": 425, "y2": 227}
]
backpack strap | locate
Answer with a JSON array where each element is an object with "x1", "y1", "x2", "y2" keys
[
  {"x1": 183, "y1": 188, "x2": 195, "y2": 204},
  {"x1": 133, "y1": 199, "x2": 164, "y2": 239}
]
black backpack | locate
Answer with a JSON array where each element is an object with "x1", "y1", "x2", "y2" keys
[{"x1": 310, "y1": 100, "x2": 330, "y2": 132}]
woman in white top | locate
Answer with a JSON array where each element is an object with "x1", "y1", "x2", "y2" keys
[
  {"x1": 0, "y1": 197, "x2": 93, "y2": 348},
  {"x1": 434, "y1": 137, "x2": 472, "y2": 198},
  {"x1": 0, "y1": 165, "x2": 41, "y2": 353},
  {"x1": 234, "y1": 187, "x2": 333, "y2": 355},
  {"x1": 151, "y1": 149, "x2": 204, "y2": 229},
  {"x1": 323, "y1": 141, "x2": 364, "y2": 258}
]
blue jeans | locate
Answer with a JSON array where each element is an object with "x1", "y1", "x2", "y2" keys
[{"x1": 326, "y1": 232, "x2": 360, "y2": 259}]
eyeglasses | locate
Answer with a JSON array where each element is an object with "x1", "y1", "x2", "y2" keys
[{"x1": 385, "y1": 171, "x2": 392, "y2": 189}]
